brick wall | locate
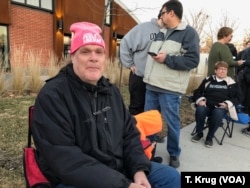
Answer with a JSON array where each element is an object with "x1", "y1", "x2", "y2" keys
[{"x1": 9, "y1": 5, "x2": 54, "y2": 67}]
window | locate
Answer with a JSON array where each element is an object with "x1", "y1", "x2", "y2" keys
[
  {"x1": 41, "y1": 0, "x2": 52, "y2": 10},
  {"x1": 0, "y1": 25, "x2": 10, "y2": 71},
  {"x1": 12, "y1": 0, "x2": 24, "y2": 3},
  {"x1": 105, "y1": 0, "x2": 111, "y2": 25},
  {"x1": 27, "y1": 0, "x2": 39, "y2": 6},
  {"x1": 64, "y1": 35, "x2": 71, "y2": 59},
  {"x1": 12, "y1": 0, "x2": 53, "y2": 11}
]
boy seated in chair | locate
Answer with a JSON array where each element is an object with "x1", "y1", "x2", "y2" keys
[{"x1": 191, "y1": 61, "x2": 243, "y2": 147}]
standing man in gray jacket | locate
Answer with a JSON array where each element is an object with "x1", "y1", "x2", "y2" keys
[
  {"x1": 119, "y1": 12, "x2": 164, "y2": 116},
  {"x1": 143, "y1": 0, "x2": 200, "y2": 168}
]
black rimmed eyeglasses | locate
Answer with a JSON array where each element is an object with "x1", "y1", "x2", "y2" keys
[{"x1": 161, "y1": 11, "x2": 168, "y2": 16}]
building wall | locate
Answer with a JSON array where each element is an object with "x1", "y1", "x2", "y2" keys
[
  {"x1": 9, "y1": 5, "x2": 54, "y2": 66},
  {"x1": 1, "y1": 0, "x2": 138, "y2": 67},
  {"x1": 0, "y1": 0, "x2": 11, "y2": 24},
  {"x1": 58, "y1": 0, "x2": 137, "y2": 59}
]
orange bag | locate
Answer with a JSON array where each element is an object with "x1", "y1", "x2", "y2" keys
[{"x1": 134, "y1": 110, "x2": 162, "y2": 159}]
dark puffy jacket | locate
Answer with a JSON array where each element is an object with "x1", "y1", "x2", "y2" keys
[
  {"x1": 31, "y1": 63, "x2": 151, "y2": 188},
  {"x1": 241, "y1": 48, "x2": 250, "y2": 84},
  {"x1": 239, "y1": 48, "x2": 250, "y2": 113}
]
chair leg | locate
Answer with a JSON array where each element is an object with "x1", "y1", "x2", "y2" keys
[
  {"x1": 214, "y1": 118, "x2": 234, "y2": 145},
  {"x1": 191, "y1": 126, "x2": 196, "y2": 136},
  {"x1": 191, "y1": 119, "x2": 209, "y2": 136}
]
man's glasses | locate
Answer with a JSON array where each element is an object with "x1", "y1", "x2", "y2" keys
[
  {"x1": 217, "y1": 68, "x2": 228, "y2": 71},
  {"x1": 161, "y1": 11, "x2": 168, "y2": 16}
]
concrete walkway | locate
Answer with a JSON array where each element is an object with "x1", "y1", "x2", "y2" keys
[{"x1": 156, "y1": 121, "x2": 250, "y2": 172}]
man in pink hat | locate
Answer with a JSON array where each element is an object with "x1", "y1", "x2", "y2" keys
[{"x1": 31, "y1": 22, "x2": 180, "y2": 188}]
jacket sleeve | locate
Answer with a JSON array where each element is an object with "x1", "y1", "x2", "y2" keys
[
  {"x1": 192, "y1": 77, "x2": 208, "y2": 102},
  {"x1": 31, "y1": 89, "x2": 133, "y2": 188},
  {"x1": 111, "y1": 86, "x2": 151, "y2": 178},
  {"x1": 165, "y1": 26, "x2": 200, "y2": 70},
  {"x1": 119, "y1": 26, "x2": 142, "y2": 68},
  {"x1": 241, "y1": 48, "x2": 250, "y2": 67},
  {"x1": 220, "y1": 45, "x2": 238, "y2": 67},
  {"x1": 229, "y1": 82, "x2": 244, "y2": 106},
  {"x1": 119, "y1": 24, "x2": 149, "y2": 68},
  {"x1": 119, "y1": 36, "x2": 134, "y2": 68},
  {"x1": 122, "y1": 111, "x2": 151, "y2": 178}
]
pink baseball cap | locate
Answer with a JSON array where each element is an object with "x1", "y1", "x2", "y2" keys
[{"x1": 69, "y1": 22, "x2": 105, "y2": 54}]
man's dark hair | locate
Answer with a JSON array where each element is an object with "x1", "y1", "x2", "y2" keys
[
  {"x1": 217, "y1": 27, "x2": 233, "y2": 40},
  {"x1": 226, "y1": 43, "x2": 237, "y2": 59},
  {"x1": 157, "y1": 9, "x2": 162, "y2": 19},
  {"x1": 161, "y1": 0, "x2": 183, "y2": 19}
]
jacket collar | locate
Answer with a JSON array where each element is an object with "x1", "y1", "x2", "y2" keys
[{"x1": 60, "y1": 63, "x2": 111, "y2": 94}]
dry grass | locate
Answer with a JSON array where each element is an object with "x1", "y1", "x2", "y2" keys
[
  {"x1": 0, "y1": 96, "x2": 36, "y2": 188},
  {"x1": 0, "y1": 70, "x2": 6, "y2": 96},
  {"x1": 10, "y1": 66, "x2": 26, "y2": 96},
  {"x1": 46, "y1": 52, "x2": 66, "y2": 78},
  {"x1": 25, "y1": 51, "x2": 44, "y2": 93},
  {"x1": 0, "y1": 47, "x2": 64, "y2": 96},
  {"x1": 104, "y1": 58, "x2": 130, "y2": 86},
  {"x1": 0, "y1": 50, "x2": 131, "y2": 96}
]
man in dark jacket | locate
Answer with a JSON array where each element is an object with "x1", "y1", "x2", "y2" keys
[
  {"x1": 31, "y1": 22, "x2": 180, "y2": 188},
  {"x1": 191, "y1": 61, "x2": 243, "y2": 147},
  {"x1": 239, "y1": 47, "x2": 250, "y2": 137}
]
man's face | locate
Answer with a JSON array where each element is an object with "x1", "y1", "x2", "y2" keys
[
  {"x1": 160, "y1": 8, "x2": 171, "y2": 27},
  {"x1": 71, "y1": 45, "x2": 106, "y2": 85},
  {"x1": 245, "y1": 42, "x2": 250, "y2": 49},
  {"x1": 225, "y1": 34, "x2": 233, "y2": 43}
]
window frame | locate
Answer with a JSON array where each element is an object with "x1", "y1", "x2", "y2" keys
[{"x1": 11, "y1": 0, "x2": 54, "y2": 12}]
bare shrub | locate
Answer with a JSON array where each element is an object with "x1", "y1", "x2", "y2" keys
[
  {"x1": 7, "y1": 46, "x2": 64, "y2": 96},
  {"x1": 10, "y1": 66, "x2": 26, "y2": 96},
  {"x1": 2, "y1": 46, "x2": 129, "y2": 97},
  {"x1": 0, "y1": 70, "x2": 7, "y2": 96},
  {"x1": 104, "y1": 58, "x2": 129, "y2": 86},
  {"x1": 26, "y1": 52, "x2": 44, "y2": 93},
  {"x1": 47, "y1": 52, "x2": 64, "y2": 78},
  {"x1": 186, "y1": 72, "x2": 206, "y2": 95},
  {"x1": 121, "y1": 64, "x2": 130, "y2": 85}
]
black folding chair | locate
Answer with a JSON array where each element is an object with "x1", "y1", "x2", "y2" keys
[
  {"x1": 190, "y1": 104, "x2": 247, "y2": 145},
  {"x1": 191, "y1": 116, "x2": 229, "y2": 145},
  {"x1": 187, "y1": 95, "x2": 241, "y2": 145}
]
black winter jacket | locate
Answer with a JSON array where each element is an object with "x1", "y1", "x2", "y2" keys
[
  {"x1": 239, "y1": 48, "x2": 250, "y2": 113},
  {"x1": 31, "y1": 63, "x2": 151, "y2": 188}
]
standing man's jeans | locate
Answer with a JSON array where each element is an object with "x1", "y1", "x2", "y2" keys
[
  {"x1": 128, "y1": 71, "x2": 146, "y2": 115},
  {"x1": 56, "y1": 162, "x2": 180, "y2": 188},
  {"x1": 144, "y1": 90, "x2": 181, "y2": 157},
  {"x1": 195, "y1": 106, "x2": 227, "y2": 139}
]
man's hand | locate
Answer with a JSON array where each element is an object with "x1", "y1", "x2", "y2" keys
[
  {"x1": 198, "y1": 100, "x2": 206, "y2": 107},
  {"x1": 152, "y1": 51, "x2": 167, "y2": 64},
  {"x1": 216, "y1": 102, "x2": 228, "y2": 109},
  {"x1": 128, "y1": 171, "x2": 151, "y2": 188},
  {"x1": 130, "y1": 65, "x2": 136, "y2": 74}
]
